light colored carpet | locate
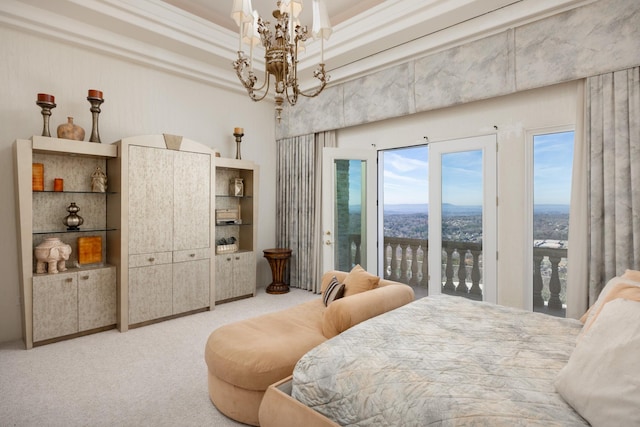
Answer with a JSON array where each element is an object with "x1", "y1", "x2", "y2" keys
[{"x1": 0, "y1": 286, "x2": 318, "y2": 427}]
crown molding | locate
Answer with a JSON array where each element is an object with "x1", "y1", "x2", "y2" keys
[{"x1": 0, "y1": 0, "x2": 594, "y2": 96}]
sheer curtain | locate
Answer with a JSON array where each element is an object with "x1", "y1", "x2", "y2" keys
[
  {"x1": 583, "y1": 66, "x2": 640, "y2": 309},
  {"x1": 276, "y1": 131, "x2": 336, "y2": 293}
]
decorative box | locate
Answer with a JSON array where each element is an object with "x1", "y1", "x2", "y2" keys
[
  {"x1": 216, "y1": 209, "x2": 241, "y2": 224},
  {"x1": 77, "y1": 236, "x2": 102, "y2": 265}
]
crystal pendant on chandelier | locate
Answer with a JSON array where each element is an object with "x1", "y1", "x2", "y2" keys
[{"x1": 231, "y1": 0, "x2": 332, "y2": 122}]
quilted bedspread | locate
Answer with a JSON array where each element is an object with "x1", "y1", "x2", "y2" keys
[{"x1": 291, "y1": 295, "x2": 588, "y2": 426}]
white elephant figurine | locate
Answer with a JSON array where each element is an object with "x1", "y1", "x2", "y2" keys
[{"x1": 35, "y1": 237, "x2": 72, "y2": 274}]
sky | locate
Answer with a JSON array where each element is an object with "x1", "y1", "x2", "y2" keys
[{"x1": 381, "y1": 131, "x2": 574, "y2": 206}]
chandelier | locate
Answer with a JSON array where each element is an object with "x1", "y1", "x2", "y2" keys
[{"x1": 231, "y1": 0, "x2": 332, "y2": 121}]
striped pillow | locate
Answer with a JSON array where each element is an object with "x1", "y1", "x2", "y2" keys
[{"x1": 323, "y1": 276, "x2": 345, "y2": 306}]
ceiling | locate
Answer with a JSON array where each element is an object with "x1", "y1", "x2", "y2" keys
[
  {"x1": 161, "y1": 0, "x2": 388, "y2": 32},
  {"x1": 2, "y1": 0, "x2": 589, "y2": 95}
]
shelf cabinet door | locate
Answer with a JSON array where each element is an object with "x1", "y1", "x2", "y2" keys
[
  {"x1": 78, "y1": 267, "x2": 116, "y2": 331},
  {"x1": 173, "y1": 259, "x2": 210, "y2": 313},
  {"x1": 128, "y1": 264, "x2": 173, "y2": 324},
  {"x1": 33, "y1": 272, "x2": 78, "y2": 342},
  {"x1": 128, "y1": 145, "x2": 173, "y2": 254},
  {"x1": 215, "y1": 251, "x2": 255, "y2": 302},
  {"x1": 215, "y1": 254, "x2": 235, "y2": 302},
  {"x1": 234, "y1": 251, "x2": 256, "y2": 297}
]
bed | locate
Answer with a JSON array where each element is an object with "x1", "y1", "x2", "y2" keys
[{"x1": 289, "y1": 294, "x2": 588, "y2": 426}]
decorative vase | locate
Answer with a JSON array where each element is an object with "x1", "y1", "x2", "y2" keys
[
  {"x1": 63, "y1": 202, "x2": 84, "y2": 230},
  {"x1": 57, "y1": 116, "x2": 85, "y2": 141}
]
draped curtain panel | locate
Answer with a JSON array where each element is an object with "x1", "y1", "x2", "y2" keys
[
  {"x1": 586, "y1": 66, "x2": 640, "y2": 306},
  {"x1": 276, "y1": 131, "x2": 336, "y2": 293}
]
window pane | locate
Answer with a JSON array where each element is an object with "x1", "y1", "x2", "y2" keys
[
  {"x1": 533, "y1": 131, "x2": 573, "y2": 317},
  {"x1": 380, "y1": 146, "x2": 428, "y2": 294}
]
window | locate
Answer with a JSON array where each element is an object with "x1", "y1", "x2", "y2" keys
[{"x1": 530, "y1": 130, "x2": 574, "y2": 317}]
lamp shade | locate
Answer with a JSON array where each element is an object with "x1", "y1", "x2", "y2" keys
[
  {"x1": 243, "y1": 10, "x2": 261, "y2": 47},
  {"x1": 231, "y1": 0, "x2": 253, "y2": 27},
  {"x1": 279, "y1": 0, "x2": 303, "y2": 18},
  {"x1": 312, "y1": 0, "x2": 332, "y2": 40}
]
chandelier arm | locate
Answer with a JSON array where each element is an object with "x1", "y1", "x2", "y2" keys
[
  {"x1": 296, "y1": 63, "x2": 329, "y2": 98},
  {"x1": 251, "y1": 67, "x2": 271, "y2": 94},
  {"x1": 248, "y1": 72, "x2": 271, "y2": 102}
]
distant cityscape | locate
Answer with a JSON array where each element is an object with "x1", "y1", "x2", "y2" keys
[{"x1": 381, "y1": 204, "x2": 569, "y2": 244}]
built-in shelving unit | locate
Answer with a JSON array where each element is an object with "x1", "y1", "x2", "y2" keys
[
  {"x1": 214, "y1": 157, "x2": 258, "y2": 303},
  {"x1": 14, "y1": 136, "x2": 119, "y2": 349}
]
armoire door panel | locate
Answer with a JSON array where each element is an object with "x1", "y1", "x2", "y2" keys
[
  {"x1": 128, "y1": 264, "x2": 173, "y2": 324},
  {"x1": 128, "y1": 145, "x2": 173, "y2": 255},
  {"x1": 173, "y1": 259, "x2": 210, "y2": 313},
  {"x1": 173, "y1": 151, "x2": 210, "y2": 251}
]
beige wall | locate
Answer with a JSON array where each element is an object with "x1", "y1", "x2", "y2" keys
[
  {"x1": 337, "y1": 81, "x2": 581, "y2": 309},
  {"x1": 0, "y1": 26, "x2": 277, "y2": 343}
]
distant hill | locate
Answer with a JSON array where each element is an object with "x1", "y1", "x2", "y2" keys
[
  {"x1": 384, "y1": 203, "x2": 482, "y2": 215},
  {"x1": 383, "y1": 204, "x2": 428, "y2": 214},
  {"x1": 533, "y1": 204, "x2": 569, "y2": 214},
  {"x1": 361, "y1": 203, "x2": 569, "y2": 216}
]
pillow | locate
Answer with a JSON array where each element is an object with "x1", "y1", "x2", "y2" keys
[
  {"x1": 322, "y1": 276, "x2": 345, "y2": 306},
  {"x1": 555, "y1": 297, "x2": 640, "y2": 427},
  {"x1": 581, "y1": 282, "x2": 640, "y2": 335},
  {"x1": 342, "y1": 264, "x2": 380, "y2": 297},
  {"x1": 579, "y1": 275, "x2": 640, "y2": 324},
  {"x1": 622, "y1": 269, "x2": 640, "y2": 282}
]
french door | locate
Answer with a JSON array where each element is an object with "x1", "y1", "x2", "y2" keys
[
  {"x1": 428, "y1": 135, "x2": 497, "y2": 303},
  {"x1": 321, "y1": 148, "x2": 377, "y2": 274}
]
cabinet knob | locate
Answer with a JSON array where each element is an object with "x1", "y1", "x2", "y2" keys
[
  {"x1": 148, "y1": 257, "x2": 155, "y2": 262},
  {"x1": 226, "y1": 257, "x2": 232, "y2": 261},
  {"x1": 235, "y1": 256, "x2": 240, "y2": 260},
  {"x1": 81, "y1": 275, "x2": 89, "y2": 280},
  {"x1": 66, "y1": 278, "x2": 73, "y2": 283},
  {"x1": 189, "y1": 253, "x2": 195, "y2": 257}
]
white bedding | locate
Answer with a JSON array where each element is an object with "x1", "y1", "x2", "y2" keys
[{"x1": 291, "y1": 295, "x2": 588, "y2": 426}]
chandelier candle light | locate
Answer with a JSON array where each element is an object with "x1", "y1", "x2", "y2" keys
[{"x1": 231, "y1": 0, "x2": 332, "y2": 122}]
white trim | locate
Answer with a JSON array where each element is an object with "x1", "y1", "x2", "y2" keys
[
  {"x1": 524, "y1": 124, "x2": 575, "y2": 312},
  {"x1": 428, "y1": 134, "x2": 497, "y2": 303}
]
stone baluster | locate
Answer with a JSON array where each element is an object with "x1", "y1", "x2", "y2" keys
[
  {"x1": 547, "y1": 254, "x2": 563, "y2": 310},
  {"x1": 383, "y1": 241, "x2": 391, "y2": 279},
  {"x1": 399, "y1": 242, "x2": 409, "y2": 282},
  {"x1": 420, "y1": 241, "x2": 429, "y2": 288},
  {"x1": 409, "y1": 242, "x2": 420, "y2": 286},
  {"x1": 443, "y1": 245, "x2": 456, "y2": 293},
  {"x1": 533, "y1": 254, "x2": 545, "y2": 309},
  {"x1": 469, "y1": 249, "x2": 482, "y2": 298},
  {"x1": 456, "y1": 249, "x2": 468, "y2": 294},
  {"x1": 389, "y1": 241, "x2": 399, "y2": 281},
  {"x1": 352, "y1": 234, "x2": 361, "y2": 266}
]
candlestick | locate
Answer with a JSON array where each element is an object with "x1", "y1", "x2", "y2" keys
[
  {"x1": 87, "y1": 92, "x2": 104, "y2": 143},
  {"x1": 233, "y1": 130, "x2": 244, "y2": 160},
  {"x1": 36, "y1": 94, "x2": 57, "y2": 137}
]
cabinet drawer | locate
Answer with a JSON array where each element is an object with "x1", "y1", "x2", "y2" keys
[
  {"x1": 173, "y1": 247, "x2": 210, "y2": 263},
  {"x1": 129, "y1": 252, "x2": 172, "y2": 268}
]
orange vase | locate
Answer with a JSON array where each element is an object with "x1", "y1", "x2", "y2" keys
[{"x1": 57, "y1": 116, "x2": 85, "y2": 141}]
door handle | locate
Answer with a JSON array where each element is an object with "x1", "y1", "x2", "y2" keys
[{"x1": 325, "y1": 240, "x2": 332, "y2": 245}]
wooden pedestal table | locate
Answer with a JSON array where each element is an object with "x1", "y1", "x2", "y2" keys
[{"x1": 263, "y1": 248, "x2": 292, "y2": 294}]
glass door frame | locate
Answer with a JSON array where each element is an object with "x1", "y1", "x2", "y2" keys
[
  {"x1": 428, "y1": 134, "x2": 497, "y2": 303},
  {"x1": 524, "y1": 125, "x2": 575, "y2": 312},
  {"x1": 321, "y1": 148, "x2": 377, "y2": 274}
]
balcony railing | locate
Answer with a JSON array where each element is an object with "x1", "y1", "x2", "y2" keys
[{"x1": 347, "y1": 235, "x2": 567, "y2": 316}]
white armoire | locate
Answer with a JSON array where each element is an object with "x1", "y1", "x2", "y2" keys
[{"x1": 109, "y1": 134, "x2": 216, "y2": 330}]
